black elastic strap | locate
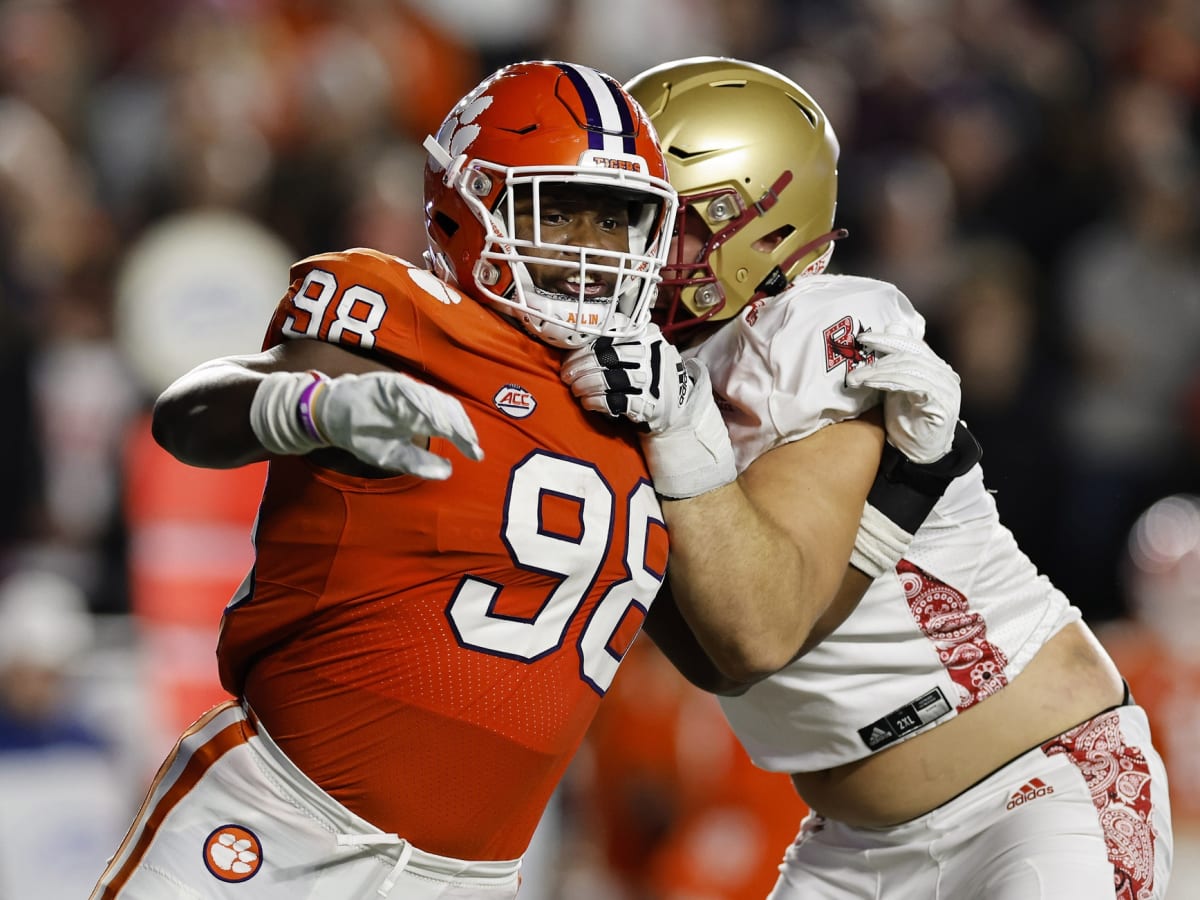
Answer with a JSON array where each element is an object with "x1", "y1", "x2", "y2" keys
[{"x1": 867, "y1": 421, "x2": 983, "y2": 533}]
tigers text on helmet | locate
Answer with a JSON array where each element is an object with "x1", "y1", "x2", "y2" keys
[
  {"x1": 423, "y1": 60, "x2": 678, "y2": 349},
  {"x1": 626, "y1": 57, "x2": 845, "y2": 338}
]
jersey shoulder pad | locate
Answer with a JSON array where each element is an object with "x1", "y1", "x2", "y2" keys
[
  {"x1": 288, "y1": 248, "x2": 468, "y2": 317},
  {"x1": 266, "y1": 249, "x2": 473, "y2": 365},
  {"x1": 757, "y1": 274, "x2": 926, "y2": 363},
  {"x1": 743, "y1": 275, "x2": 925, "y2": 441},
  {"x1": 780, "y1": 274, "x2": 923, "y2": 332}
]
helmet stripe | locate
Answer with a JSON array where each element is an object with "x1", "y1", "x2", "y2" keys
[
  {"x1": 599, "y1": 73, "x2": 638, "y2": 154},
  {"x1": 556, "y1": 63, "x2": 638, "y2": 155}
]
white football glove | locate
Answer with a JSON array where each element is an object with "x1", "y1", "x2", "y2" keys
[
  {"x1": 250, "y1": 369, "x2": 483, "y2": 479},
  {"x1": 561, "y1": 324, "x2": 736, "y2": 499},
  {"x1": 844, "y1": 328, "x2": 961, "y2": 465}
]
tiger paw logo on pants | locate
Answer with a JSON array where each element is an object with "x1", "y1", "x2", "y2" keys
[{"x1": 203, "y1": 824, "x2": 263, "y2": 882}]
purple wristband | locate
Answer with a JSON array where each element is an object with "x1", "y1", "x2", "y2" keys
[{"x1": 297, "y1": 376, "x2": 327, "y2": 443}]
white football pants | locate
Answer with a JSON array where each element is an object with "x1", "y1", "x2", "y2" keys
[
  {"x1": 90, "y1": 701, "x2": 522, "y2": 899},
  {"x1": 769, "y1": 705, "x2": 1172, "y2": 899}
]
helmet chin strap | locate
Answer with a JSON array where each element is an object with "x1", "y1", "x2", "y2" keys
[
  {"x1": 529, "y1": 285, "x2": 575, "y2": 304},
  {"x1": 525, "y1": 284, "x2": 638, "y2": 349},
  {"x1": 524, "y1": 316, "x2": 597, "y2": 349},
  {"x1": 508, "y1": 274, "x2": 615, "y2": 349}
]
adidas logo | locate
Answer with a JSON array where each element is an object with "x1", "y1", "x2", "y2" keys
[
  {"x1": 1005, "y1": 777, "x2": 1054, "y2": 810},
  {"x1": 865, "y1": 726, "x2": 892, "y2": 747}
]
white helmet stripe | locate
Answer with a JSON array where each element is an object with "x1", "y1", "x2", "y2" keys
[{"x1": 556, "y1": 63, "x2": 638, "y2": 155}]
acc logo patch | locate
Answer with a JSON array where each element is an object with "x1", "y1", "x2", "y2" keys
[
  {"x1": 494, "y1": 384, "x2": 537, "y2": 419},
  {"x1": 203, "y1": 824, "x2": 263, "y2": 883}
]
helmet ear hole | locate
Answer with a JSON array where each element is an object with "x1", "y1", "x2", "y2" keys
[
  {"x1": 752, "y1": 225, "x2": 793, "y2": 252},
  {"x1": 433, "y1": 211, "x2": 459, "y2": 240}
]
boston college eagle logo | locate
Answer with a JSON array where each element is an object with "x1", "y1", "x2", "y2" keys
[{"x1": 824, "y1": 317, "x2": 873, "y2": 373}]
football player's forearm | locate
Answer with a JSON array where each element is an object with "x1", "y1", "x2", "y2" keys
[
  {"x1": 796, "y1": 567, "x2": 873, "y2": 657},
  {"x1": 642, "y1": 585, "x2": 754, "y2": 696},
  {"x1": 660, "y1": 482, "x2": 825, "y2": 682},
  {"x1": 153, "y1": 341, "x2": 396, "y2": 469},
  {"x1": 661, "y1": 417, "x2": 880, "y2": 682},
  {"x1": 152, "y1": 359, "x2": 269, "y2": 468}
]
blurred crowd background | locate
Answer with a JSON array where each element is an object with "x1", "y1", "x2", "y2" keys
[{"x1": 0, "y1": 1, "x2": 1197, "y2": 898}]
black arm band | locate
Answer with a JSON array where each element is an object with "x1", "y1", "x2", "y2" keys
[{"x1": 866, "y1": 421, "x2": 983, "y2": 533}]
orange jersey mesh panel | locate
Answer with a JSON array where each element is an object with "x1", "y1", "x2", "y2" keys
[{"x1": 217, "y1": 250, "x2": 667, "y2": 860}]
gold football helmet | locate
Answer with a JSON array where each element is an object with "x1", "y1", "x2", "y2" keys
[{"x1": 626, "y1": 57, "x2": 845, "y2": 336}]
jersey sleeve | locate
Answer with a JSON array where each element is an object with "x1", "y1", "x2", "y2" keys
[{"x1": 695, "y1": 274, "x2": 927, "y2": 470}]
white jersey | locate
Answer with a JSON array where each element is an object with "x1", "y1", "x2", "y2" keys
[{"x1": 690, "y1": 273, "x2": 1079, "y2": 773}]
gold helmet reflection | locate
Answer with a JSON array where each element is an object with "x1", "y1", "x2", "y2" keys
[{"x1": 626, "y1": 57, "x2": 845, "y2": 336}]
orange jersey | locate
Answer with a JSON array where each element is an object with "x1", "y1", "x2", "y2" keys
[{"x1": 215, "y1": 249, "x2": 668, "y2": 860}]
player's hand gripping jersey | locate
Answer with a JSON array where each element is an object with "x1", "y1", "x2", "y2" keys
[
  {"x1": 216, "y1": 249, "x2": 668, "y2": 860},
  {"x1": 691, "y1": 273, "x2": 1078, "y2": 772}
]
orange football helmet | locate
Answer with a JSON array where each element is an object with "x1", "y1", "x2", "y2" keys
[{"x1": 423, "y1": 61, "x2": 678, "y2": 348}]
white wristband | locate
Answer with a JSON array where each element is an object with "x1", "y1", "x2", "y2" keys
[
  {"x1": 249, "y1": 370, "x2": 331, "y2": 456},
  {"x1": 640, "y1": 379, "x2": 737, "y2": 499},
  {"x1": 849, "y1": 502, "x2": 915, "y2": 579}
]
